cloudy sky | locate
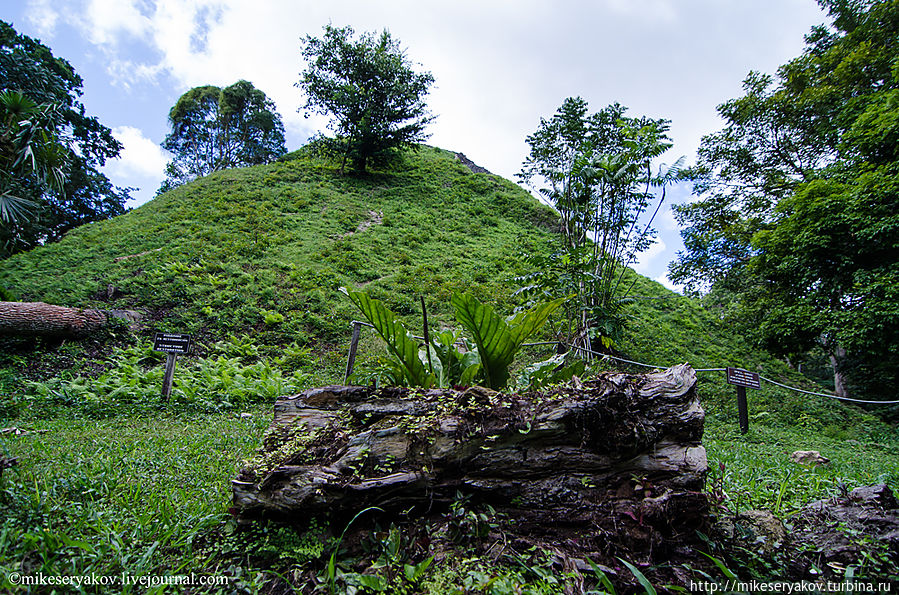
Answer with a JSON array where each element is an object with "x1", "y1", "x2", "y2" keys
[{"x1": 4, "y1": 0, "x2": 828, "y2": 289}]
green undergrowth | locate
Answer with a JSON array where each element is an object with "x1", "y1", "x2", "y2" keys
[
  {"x1": 1, "y1": 337, "x2": 324, "y2": 420},
  {"x1": 616, "y1": 271, "x2": 884, "y2": 432},
  {"x1": 0, "y1": 410, "x2": 271, "y2": 593},
  {"x1": 705, "y1": 420, "x2": 899, "y2": 517}
]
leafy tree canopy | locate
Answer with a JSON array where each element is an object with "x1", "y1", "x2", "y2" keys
[
  {"x1": 0, "y1": 91, "x2": 67, "y2": 223},
  {"x1": 0, "y1": 20, "x2": 129, "y2": 255},
  {"x1": 518, "y1": 97, "x2": 681, "y2": 351},
  {"x1": 669, "y1": 0, "x2": 899, "y2": 399},
  {"x1": 159, "y1": 80, "x2": 287, "y2": 193},
  {"x1": 298, "y1": 25, "x2": 434, "y2": 174}
]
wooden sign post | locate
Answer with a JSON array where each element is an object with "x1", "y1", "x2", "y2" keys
[
  {"x1": 726, "y1": 367, "x2": 761, "y2": 434},
  {"x1": 343, "y1": 321, "x2": 362, "y2": 384},
  {"x1": 153, "y1": 333, "x2": 192, "y2": 402}
]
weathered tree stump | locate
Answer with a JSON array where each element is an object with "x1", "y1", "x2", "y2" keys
[
  {"x1": 234, "y1": 364, "x2": 708, "y2": 564},
  {"x1": 0, "y1": 301, "x2": 141, "y2": 338}
]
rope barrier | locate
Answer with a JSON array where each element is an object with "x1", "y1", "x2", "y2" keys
[
  {"x1": 566, "y1": 343, "x2": 666, "y2": 369},
  {"x1": 758, "y1": 374, "x2": 899, "y2": 405},
  {"x1": 347, "y1": 321, "x2": 899, "y2": 405},
  {"x1": 565, "y1": 341, "x2": 899, "y2": 405}
]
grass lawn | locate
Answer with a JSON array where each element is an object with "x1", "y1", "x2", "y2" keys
[{"x1": 1, "y1": 385, "x2": 897, "y2": 593}]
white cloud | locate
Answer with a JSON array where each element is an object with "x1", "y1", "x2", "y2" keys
[
  {"x1": 659, "y1": 204, "x2": 680, "y2": 232},
  {"x1": 25, "y1": 0, "x2": 60, "y2": 36},
  {"x1": 103, "y1": 126, "x2": 170, "y2": 205},
  {"x1": 654, "y1": 273, "x2": 682, "y2": 294},
  {"x1": 82, "y1": 0, "x2": 153, "y2": 45},
  {"x1": 106, "y1": 59, "x2": 168, "y2": 90},
  {"x1": 604, "y1": 0, "x2": 676, "y2": 22},
  {"x1": 70, "y1": 0, "x2": 227, "y2": 90},
  {"x1": 633, "y1": 238, "x2": 667, "y2": 274}
]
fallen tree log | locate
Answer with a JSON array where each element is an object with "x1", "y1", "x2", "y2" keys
[
  {"x1": 234, "y1": 364, "x2": 708, "y2": 563},
  {"x1": 0, "y1": 301, "x2": 142, "y2": 338}
]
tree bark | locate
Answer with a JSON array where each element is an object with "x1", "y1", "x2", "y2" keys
[
  {"x1": 233, "y1": 364, "x2": 708, "y2": 561},
  {"x1": 0, "y1": 301, "x2": 141, "y2": 338},
  {"x1": 829, "y1": 345, "x2": 849, "y2": 399}
]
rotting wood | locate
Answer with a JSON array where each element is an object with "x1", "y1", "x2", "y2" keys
[
  {"x1": 233, "y1": 364, "x2": 708, "y2": 563},
  {"x1": 0, "y1": 301, "x2": 142, "y2": 338}
]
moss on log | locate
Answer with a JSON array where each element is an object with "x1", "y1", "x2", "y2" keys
[{"x1": 234, "y1": 364, "x2": 708, "y2": 563}]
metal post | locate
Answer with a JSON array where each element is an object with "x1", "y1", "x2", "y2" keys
[
  {"x1": 737, "y1": 385, "x2": 749, "y2": 434},
  {"x1": 162, "y1": 352, "x2": 177, "y2": 402},
  {"x1": 344, "y1": 321, "x2": 362, "y2": 384}
]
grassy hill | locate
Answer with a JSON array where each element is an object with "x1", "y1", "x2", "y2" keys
[
  {"x1": 1, "y1": 146, "x2": 556, "y2": 344},
  {"x1": 0, "y1": 146, "x2": 897, "y2": 591}
]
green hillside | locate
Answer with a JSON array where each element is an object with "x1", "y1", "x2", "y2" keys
[
  {"x1": 1, "y1": 147, "x2": 897, "y2": 591},
  {"x1": 1, "y1": 146, "x2": 555, "y2": 343}
]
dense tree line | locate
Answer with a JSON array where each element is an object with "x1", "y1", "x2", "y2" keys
[
  {"x1": 0, "y1": 21, "x2": 129, "y2": 256},
  {"x1": 670, "y1": 0, "x2": 899, "y2": 400}
]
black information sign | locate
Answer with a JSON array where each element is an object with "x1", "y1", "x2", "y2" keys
[
  {"x1": 153, "y1": 333, "x2": 192, "y2": 354},
  {"x1": 726, "y1": 367, "x2": 761, "y2": 390}
]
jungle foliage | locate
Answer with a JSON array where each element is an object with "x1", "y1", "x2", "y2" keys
[
  {"x1": 669, "y1": 0, "x2": 899, "y2": 401},
  {"x1": 159, "y1": 80, "x2": 287, "y2": 193},
  {"x1": 0, "y1": 20, "x2": 129, "y2": 255},
  {"x1": 298, "y1": 25, "x2": 434, "y2": 174},
  {"x1": 517, "y1": 98, "x2": 682, "y2": 353},
  {"x1": 343, "y1": 289, "x2": 564, "y2": 390},
  {"x1": 0, "y1": 91, "x2": 67, "y2": 225}
]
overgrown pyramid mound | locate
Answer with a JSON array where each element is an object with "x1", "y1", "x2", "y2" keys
[{"x1": 0, "y1": 147, "x2": 556, "y2": 346}]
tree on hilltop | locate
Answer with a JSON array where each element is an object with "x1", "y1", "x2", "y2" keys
[
  {"x1": 159, "y1": 80, "x2": 286, "y2": 193},
  {"x1": 298, "y1": 25, "x2": 434, "y2": 174}
]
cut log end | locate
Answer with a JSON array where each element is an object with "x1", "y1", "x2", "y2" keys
[{"x1": 0, "y1": 301, "x2": 142, "y2": 338}]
